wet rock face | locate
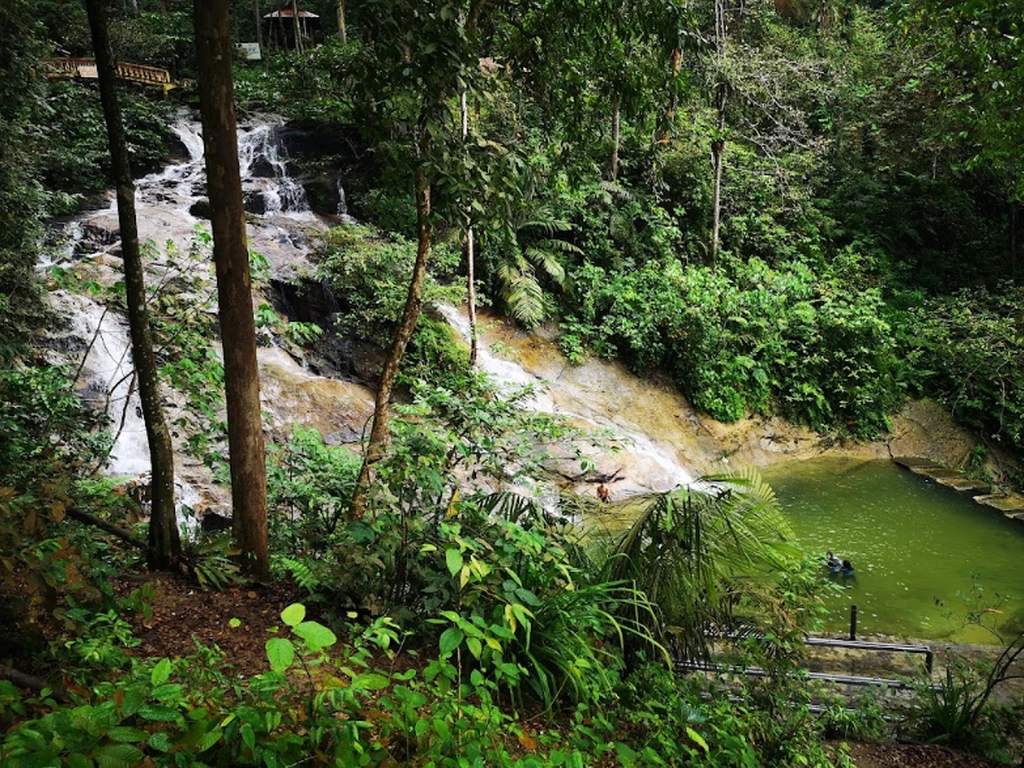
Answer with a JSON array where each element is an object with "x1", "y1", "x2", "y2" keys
[
  {"x1": 267, "y1": 276, "x2": 384, "y2": 384},
  {"x1": 189, "y1": 199, "x2": 212, "y2": 219},
  {"x1": 243, "y1": 191, "x2": 267, "y2": 215},
  {"x1": 275, "y1": 122, "x2": 366, "y2": 218},
  {"x1": 302, "y1": 173, "x2": 343, "y2": 217}
]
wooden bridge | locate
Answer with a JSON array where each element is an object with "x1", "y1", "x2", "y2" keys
[{"x1": 46, "y1": 58, "x2": 192, "y2": 95}]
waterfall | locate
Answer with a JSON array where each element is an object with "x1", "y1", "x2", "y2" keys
[
  {"x1": 437, "y1": 304, "x2": 696, "y2": 496},
  {"x1": 44, "y1": 113, "x2": 325, "y2": 523},
  {"x1": 237, "y1": 122, "x2": 311, "y2": 216}
]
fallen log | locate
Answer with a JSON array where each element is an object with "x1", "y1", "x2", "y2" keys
[
  {"x1": 66, "y1": 507, "x2": 146, "y2": 550},
  {"x1": 0, "y1": 664, "x2": 67, "y2": 702}
]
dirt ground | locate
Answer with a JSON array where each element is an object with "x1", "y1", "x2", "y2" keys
[
  {"x1": 122, "y1": 575, "x2": 307, "y2": 677},
  {"x1": 844, "y1": 741, "x2": 1007, "y2": 768}
]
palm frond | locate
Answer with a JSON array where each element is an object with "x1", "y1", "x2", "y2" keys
[
  {"x1": 524, "y1": 245, "x2": 567, "y2": 285},
  {"x1": 608, "y1": 469, "x2": 791, "y2": 662},
  {"x1": 499, "y1": 266, "x2": 546, "y2": 327},
  {"x1": 476, "y1": 491, "x2": 545, "y2": 526}
]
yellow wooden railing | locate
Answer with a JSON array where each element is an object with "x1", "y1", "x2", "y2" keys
[{"x1": 46, "y1": 58, "x2": 192, "y2": 95}]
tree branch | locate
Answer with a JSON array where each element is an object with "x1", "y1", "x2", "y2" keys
[
  {"x1": 0, "y1": 664, "x2": 68, "y2": 702},
  {"x1": 66, "y1": 507, "x2": 147, "y2": 550}
]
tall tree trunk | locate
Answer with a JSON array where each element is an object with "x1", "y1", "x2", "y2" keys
[
  {"x1": 337, "y1": 0, "x2": 347, "y2": 43},
  {"x1": 291, "y1": 0, "x2": 304, "y2": 53},
  {"x1": 710, "y1": 86, "x2": 725, "y2": 267},
  {"x1": 1011, "y1": 202, "x2": 1019, "y2": 280},
  {"x1": 85, "y1": 0, "x2": 180, "y2": 570},
  {"x1": 659, "y1": 47, "x2": 682, "y2": 144},
  {"x1": 193, "y1": 0, "x2": 269, "y2": 577},
  {"x1": 461, "y1": 90, "x2": 478, "y2": 368},
  {"x1": 350, "y1": 164, "x2": 433, "y2": 521},
  {"x1": 710, "y1": 0, "x2": 727, "y2": 267},
  {"x1": 466, "y1": 226, "x2": 478, "y2": 367},
  {"x1": 610, "y1": 96, "x2": 621, "y2": 182},
  {"x1": 255, "y1": 0, "x2": 263, "y2": 48}
]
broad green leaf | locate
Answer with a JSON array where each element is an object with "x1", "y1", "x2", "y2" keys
[
  {"x1": 150, "y1": 657, "x2": 172, "y2": 686},
  {"x1": 94, "y1": 743, "x2": 145, "y2": 768},
  {"x1": 439, "y1": 627, "x2": 464, "y2": 656},
  {"x1": 68, "y1": 753, "x2": 93, "y2": 768},
  {"x1": 615, "y1": 742, "x2": 638, "y2": 764},
  {"x1": 106, "y1": 726, "x2": 148, "y2": 743},
  {"x1": 686, "y1": 727, "x2": 709, "y2": 754},
  {"x1": 351, "y1": 672, "x2": 390, "y2": 691},
  {"x1": 241, "y1": 723, "x2": 256, "y2": 750},
  {"x1": 293, "y1": 620, "x2": 337, "y2": 651},
  {"x1": 199, "y1": 729, "x2": 223, "y2": 752},
  {"x1": 445, "y1": 548, "x2": 463, "y2": 577},
  {"x1": 266, "y1": 637, "x2": 295, "y2": 672},
  {"x1": 280, "y1": 603, "x2": 306, "y2": 627},
  {"x1": 121, "y1": 687, "x2": 146, "y2": 717},
  {"x1": 138, "y1": 704, "x2": 181, "y2": 722},
  {"x1": 148, "y1": 731, "x2": 173, "y2": 752},
  {"x1": 466, "y1": 636, "x2": 482, "y2": 659}
]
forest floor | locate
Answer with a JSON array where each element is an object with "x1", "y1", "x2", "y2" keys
[
  {"x1": 122, "y1": 578, "x2": 1014, "y2": 767},
  {"x1": 844, "y1": 741, "x2": 1005, "y2": 767}
]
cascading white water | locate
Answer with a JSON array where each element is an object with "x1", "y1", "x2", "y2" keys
[
  {"x1": 46, "y1": 114, "x2": 329, "y2": 523},
  {"x1": 437, "y1": 304, "x2": 696, "y2": 495},
  {"x1": 237, "y1": 122, "x2": 311, "y2": 216}
]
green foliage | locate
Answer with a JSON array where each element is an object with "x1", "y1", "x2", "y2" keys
[
  {"x1": 179, "y1": 533, "x2": 243, "y2": 592},
  {"x1": 563, "y1": 255, "x2": 905, "y2": 435},
  {"x1": 607, "y1": 469, "x2": 794, "y2": 662},
  {"x1": 902, "y1": 633, "x2": 1024, "y2": 760},
  {"x1": 146, "y1": 235, "x2": 226, "y2": 466},
  {"x1": 0, "y1": 0, "x2": 47, "y2": 360},
  {"x1": 267, "y1": 426, "x2": 362, "y2": 552},
  {"x1": 37, "y1": 80, "x2": 174, "y2": 199},
  {"x1": 58, "y1": 608, "x2": 140, "y2": 671},
  {"x1": 616, "y1": 660, "x2": 856, "y2": 767},
  {"x1": 903, "y1": 285, "x2": 1024, "y2": 454},
  {"x1": 316, "y1": 222, "x2": 463, "y2": 347}
]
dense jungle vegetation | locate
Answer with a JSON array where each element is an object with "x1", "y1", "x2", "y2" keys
[{"x1": 3, "y1": 0, "x2": 1024, "y2": 765}]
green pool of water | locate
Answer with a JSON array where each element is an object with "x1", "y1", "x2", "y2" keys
[{"x1": 761, "y1": 458, "x2": 1024, "y2": 644}]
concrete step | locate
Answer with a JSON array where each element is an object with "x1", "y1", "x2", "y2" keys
[
  {"x1": 934, "y1": 476, "x2": 992, "y2": 494},
  {"x1": 895, "y1": 457, "x2": 1019, "y2": 515}
]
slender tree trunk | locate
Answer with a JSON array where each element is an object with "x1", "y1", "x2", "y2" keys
[
  {"x1": 710, "y1": 87, "x2": 725, "y2": 267},
  {"x1": 660, "y1": 47, "x2": 682, "y2": 144},
  {"x1": 255, "y1": 0, "x2": 263, "y2": 48},
  {"x1": 85, "y1": 0, "x2": 180, "y2": 571},
  {"x1": 350, "y1": 164, "x2": 433, "y2": 521},
  {"x1": 291, "y1": 0, "x2": 303, "y2": 53},
  {"x1": 1011, "y1": 202, "x2": 1019, "y2": 280},
  {"x1": 610, "y1": 96, "x2": 621, "y2": 182},
  {"x1": 461, "y1": 90, "x2": 478, "y2": 367},
  {"x1": 337, "y1": 0, "x2": 347, "y2": 43},
  {"x1": 467, "y1": 227, "x2": 478, "y2": 367},
  {"x1": 710, "y1": 0, "x2": 727, "y2": 267},
  {"x1": 193, "y1": 0, "x2": 269, "y2": 576}
]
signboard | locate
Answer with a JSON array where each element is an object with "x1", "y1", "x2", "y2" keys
[
  {"x1": 77, "y1": 64, "x2": 98, "y2": 78},
  {"x1": 238, "y1": 43, "x2": 262, "y2": 61}
]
